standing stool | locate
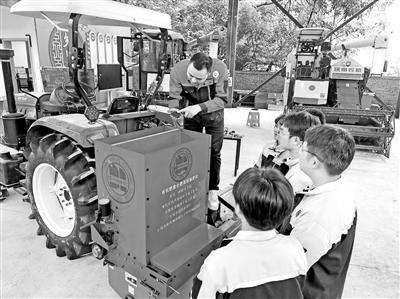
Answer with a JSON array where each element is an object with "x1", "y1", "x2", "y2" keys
[{"x1": 246, "y1": 109, "x2": 260, "y2": 127}]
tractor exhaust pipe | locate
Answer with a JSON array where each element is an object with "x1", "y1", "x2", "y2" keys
[{"x1": 0, "y1": 48, "x2": 26, "y2": 149}]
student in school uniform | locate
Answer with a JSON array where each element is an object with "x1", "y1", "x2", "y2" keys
[
  {"x1": 283, "y1": 124, "x2": 357, "y2": 299},
  {"x1": 255, "y1": 113, "x2": 285, "y2": 168},
  {"x1": 191, "y1": 167, "x2": 307, "y2": 299},
  {"x1": 256, "y1": 111, "x2": 321, "y2": 194}
]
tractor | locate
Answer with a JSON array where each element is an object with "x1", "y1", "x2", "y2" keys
[
  {"x1": 0, "y1": 0, "x2": 177, "y2": 259},
  {"x1": 0, "y1": 0, "x2": 241, "y2": 267}
]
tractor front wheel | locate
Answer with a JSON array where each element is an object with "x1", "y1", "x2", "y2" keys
[{"x1": 26, "y1": 133, "x2": 97, "y2": 259}]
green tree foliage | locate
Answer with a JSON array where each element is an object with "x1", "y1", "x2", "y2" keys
[
  {"x1": 237, "y1": 0, "x2": 392, "y2": 70},
  {"x1": 123, "y1": 0, "x2": 186, "y2": 28},
  {"x1": 127, "y1": 0, "x2": 229, "y2": 58},
  {"x1": 236, "y1": 3, "x2": 297, "y2": 70},
  {"x1": 121, "y1": 0, "x2": 391, "y2": 71},
  {"x1": 173, "y1": 0, "x2": 228, "y2": 40},
  {"x1": 126, "y1": 0, "x2": 227, "y2": 41}
]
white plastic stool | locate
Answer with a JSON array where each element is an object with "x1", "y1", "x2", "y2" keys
[{"x1": 247, "y1": 109, "x2": 260, "y2": 127}]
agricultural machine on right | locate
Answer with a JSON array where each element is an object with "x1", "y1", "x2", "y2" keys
[
  {"x1": 268, "y1": 0, "x2": 396, "y2": 157},
  {"x1": 237, "y1": 0, "x2": 395, "y2": 157},
  {"x1": 283, "y1": 27, "x2": 394, "y2": 157}
]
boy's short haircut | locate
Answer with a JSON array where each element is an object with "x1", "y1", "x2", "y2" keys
[
  {"x1": 305, "y1": 124, "x2": 355, "y2": 176},
  {"x1": 305, "y1": 108, "x2": 326, "y2": 124},
  {"x1": 232, "y1": 167, "x2": 294, "y2": 230},
  {"x1": 274, "y1": 113, "x2": 285, "y2": 125},
  {"x1": 190, "y1": 52, "x2": 213, "y2": 72},
  {"x1": 282, "y1": 111, "x2": 321, "y2": 141}
]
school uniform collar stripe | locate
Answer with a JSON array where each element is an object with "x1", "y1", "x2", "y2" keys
[
  {"x1": 219, "y1": 271, "x2": 306, "y2": 294},
  {"x1": 305, "y1": 176, "x2": 342, "y2": 195},
  {"x1": 285, "y1": 157, "x2": 300, "y2": 167},
  {"x1": 232, "y1": 229, "x2": 277, "y2": 241}
]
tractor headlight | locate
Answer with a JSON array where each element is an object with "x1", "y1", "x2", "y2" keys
[{"x1": 84, "y1": 106, "x2": 100, "y2": 123}]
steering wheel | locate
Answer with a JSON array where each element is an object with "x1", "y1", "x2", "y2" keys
[
  {"x1": 49, "y1": 81, "x2": 95, "y2": 107},
  {"x1": 61, "y1": 82, "x2": 95, "y2": 102}
]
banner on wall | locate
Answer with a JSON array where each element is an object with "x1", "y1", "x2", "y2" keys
[
  {"x1": 104, "y1": 34, "x2": 112, "y2": 64},
  {"x1": 47, "y1": 25, "x2": 124, "y2": 70},
  {"x1": 87, "y1": 30, "x2": 98, "y2": 71},
  {"x1": 48, "y1": 27, "x2": 69, "y2": 67},
  {"x1": 97, "y1": 32, "x2": 106, "y2": 64},
  {"x1": 112, "y1": 35, "x2": 118, "y2": 64}
]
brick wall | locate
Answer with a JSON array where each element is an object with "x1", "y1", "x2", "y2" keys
[
  {"x1": 234, "y1": 71, "x2": 284, "y2": 93},
  {"x1": 367, "y1": 76, "x2": 400, "y2": 109},
  {"x1": 234, "y1": 72, "x2": 400, "y2": 108}
]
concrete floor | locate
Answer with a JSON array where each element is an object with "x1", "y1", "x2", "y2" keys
[{"x1": 1, "y1": 107, "x2": 399, "y2": 298}]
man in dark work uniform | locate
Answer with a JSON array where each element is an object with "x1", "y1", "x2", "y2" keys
[{"x1": 168, "y1": 52, "x2": 229, "y2": 226}]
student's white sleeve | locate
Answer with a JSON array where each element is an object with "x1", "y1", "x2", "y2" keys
[
  {"x1": 290, "y1": 219, "x2": 332, "y2": 270},
  {"x1": 196, "y1": 266, "x2": 219, "y2": 299}
]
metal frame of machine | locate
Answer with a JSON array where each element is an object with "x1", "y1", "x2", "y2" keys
[{"x1": 117, "y1": 28, "x2": 187, "y2": 106}]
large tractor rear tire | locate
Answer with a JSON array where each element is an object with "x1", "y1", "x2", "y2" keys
[{"x1": 26, "y1": 133, "x2": 97, "y2": 259}]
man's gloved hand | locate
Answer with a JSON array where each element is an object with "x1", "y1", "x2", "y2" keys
[{"x1": 179, "y1": 105, "x2": 202, "y2": 118}]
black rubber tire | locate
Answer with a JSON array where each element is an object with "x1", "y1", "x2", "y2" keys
[{"x1": 26, "y1": 133, "x2": 97, "y2": 260}]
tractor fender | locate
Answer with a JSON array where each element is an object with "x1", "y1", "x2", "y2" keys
[{"x1": 27, "y1": 114, "x2": 119, "y2": 148}]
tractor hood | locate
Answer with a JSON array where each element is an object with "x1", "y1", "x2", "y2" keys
[{"x1": 10, "y1": 0, "x2": 172, "y2": 29}]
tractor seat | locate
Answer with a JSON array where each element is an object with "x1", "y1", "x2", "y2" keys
[{"x1": 107, "y1": 96, "x2": 140, "y2": 115}]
